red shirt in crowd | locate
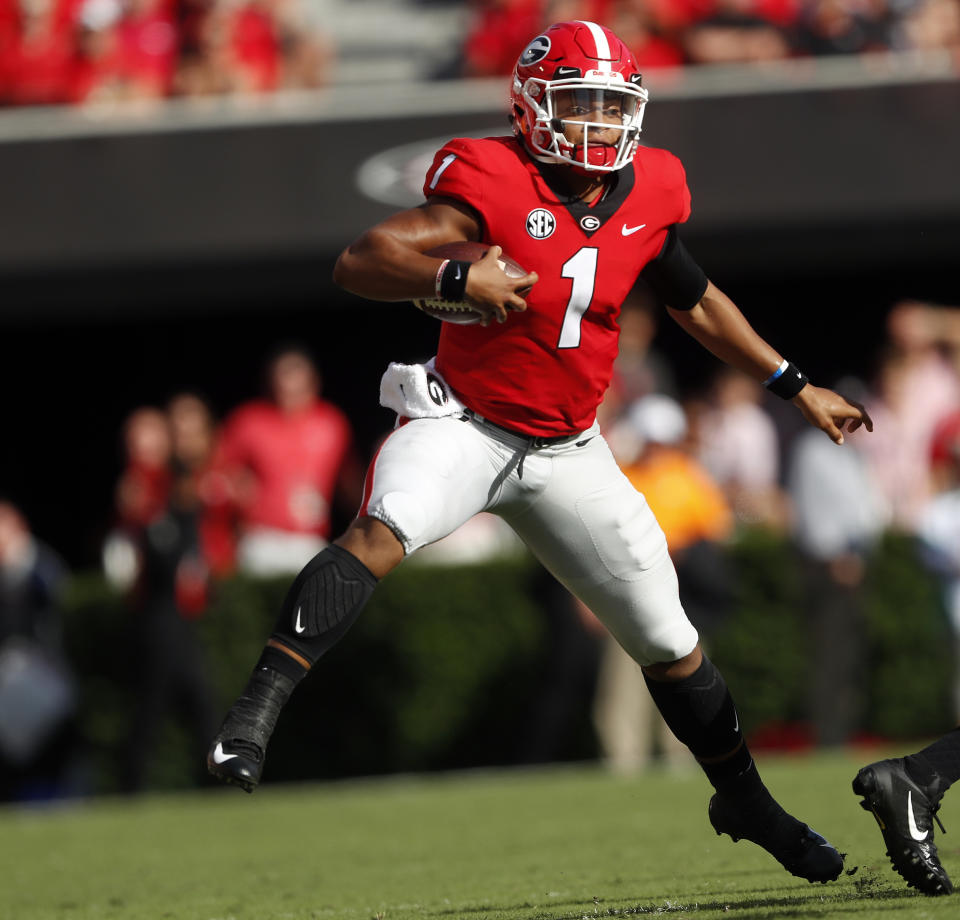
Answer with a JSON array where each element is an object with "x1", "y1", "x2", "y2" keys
[
  {"x1": 215, "y1": 398, "x2": 355, "y2": 538},
  {"x1": 0, "y1": 0, "x2": 83, "y2": 104},
  {"x1": 230, "y1": 2, "x2": 279, "y2": 91},
  {"x1": 72, "y1": 0, "x2": 178, "y2": 102},
  {"x1": 461, "y1": 0, "x2": 544, "y2": 76}
]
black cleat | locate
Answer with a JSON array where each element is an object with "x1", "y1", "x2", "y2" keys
[
  {"x1": 853, "y1": 757, "x2": 953, "y2": 895},
  {"x1": 207, "y1": 737, "x2": 264, "y2": 793},
  {"x1": 207, "y1": 667, "x2": 295, "y2": 793},
  {"x1": 709, "y1": 791, "x2": 844, "y2": 883}
]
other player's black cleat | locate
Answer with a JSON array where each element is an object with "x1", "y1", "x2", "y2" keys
[
  {"x1": 709, "y1": 790, "x2": 844, "y2": 883},
  {"x1": 207, "y1": 667, "x2": 295, "y2": 793},
  {"x1": 853, "y1": 757, "x2": 953, "y2": 895}
]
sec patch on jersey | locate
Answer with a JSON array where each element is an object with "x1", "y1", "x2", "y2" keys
[{"x1": 413, "y1": 241, "x2": 528, "y2": 325}]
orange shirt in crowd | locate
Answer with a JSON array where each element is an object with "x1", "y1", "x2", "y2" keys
[{"x1": 622, "y1": 448, "x2": 733, "y2": 552}]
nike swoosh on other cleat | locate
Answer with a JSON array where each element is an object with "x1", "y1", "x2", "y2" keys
[
  {"x1": 907, "y1": 791, "x2": 929, "y2": 841},
  {"x1": 295, "y1": 605, "x2": 305, "y2": 634},
  {"x1": 212, "y1": 743, "x2": 239, "y2": 764}
]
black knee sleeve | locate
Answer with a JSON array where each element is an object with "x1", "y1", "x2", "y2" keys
[
  {"x1": 643, "y1": 655, "x2": 742, "y2": 760},
  {"x1": 270, "y1": 544, "x2": 378, "y2": 667}
]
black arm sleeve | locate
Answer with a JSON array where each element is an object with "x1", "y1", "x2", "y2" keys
[{"x1": 640, "y1": 225, "x2": 708, "y2": 311}]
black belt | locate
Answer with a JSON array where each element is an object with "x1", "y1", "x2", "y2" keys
[
  {"x1": 461, "y1": 410, "x2": 583, "y2": 448},
  {"x1": 461, "y1": 410, "x2": 593, "y2": 477}
]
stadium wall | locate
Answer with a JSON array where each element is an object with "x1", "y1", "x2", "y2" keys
[{"x1": 0, "y1": 55, "x2": 958, "y2": 312}]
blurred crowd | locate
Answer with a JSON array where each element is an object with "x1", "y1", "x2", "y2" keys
[
  {"x1": 2, "y1": 0, "x2": 959, "y2": 108},
  {"x1": 0, "y1": 0, "x2": 332, "y2": 106},
  {"x1": 4, "y1": 300, "x2": 960, "y2": 797},
  {"x1": 105, "y1": 345, "x2": 362, "y2": 593},
  {"x1": 589, "y1": 294, "x2": 960, "y2": 767},
  {"x1": 414, "y1": 293, "x2": 960, "y2": 770},
  {"x1": 458, "y1": 0, "x2": 960, "y2": 76},
  {"x1": 1, "y1": 345, "x2": 363, "y2": 798}
]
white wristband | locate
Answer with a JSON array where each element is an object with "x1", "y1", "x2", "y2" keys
[{"x1": 434, "y1": 259, "x2": 450, "y2": 299}]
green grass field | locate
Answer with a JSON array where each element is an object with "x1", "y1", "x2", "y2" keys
[{"x1": 2, "y1": 749, "x2": 958, "y2": 920}]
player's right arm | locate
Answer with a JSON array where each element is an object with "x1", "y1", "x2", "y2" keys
[{"x1": 332, "y1": 198, "x2": 537, "y2": 325}]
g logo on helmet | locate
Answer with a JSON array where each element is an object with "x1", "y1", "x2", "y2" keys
[{"x1": 519, "y1": 35, "x2": 551, "y2": 66}]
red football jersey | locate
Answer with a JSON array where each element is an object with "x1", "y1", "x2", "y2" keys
[{"x1": 423, "y1": 136, "x2": 692, "y2": 437}]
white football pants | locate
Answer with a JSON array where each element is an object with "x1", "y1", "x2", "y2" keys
[{"x1": 362, "y1": 414, "x2": 699, "y2": 666}]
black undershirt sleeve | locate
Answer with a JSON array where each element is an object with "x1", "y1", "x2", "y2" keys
[{"x1": 640, "y1": 225, "x2": 708, "y2": 311}]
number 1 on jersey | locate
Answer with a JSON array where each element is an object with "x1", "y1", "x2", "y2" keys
[{"x1": 557, "y1": 247, "x2": 598, "y2": 349}]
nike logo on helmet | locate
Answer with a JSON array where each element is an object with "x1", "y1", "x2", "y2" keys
[
  {"x1": 294, "y1": 605, "x2": 306, "y2": 634},
  {"x1": 211, "y1": 743, "x2": 238, "y2": 764},
  {"x1": 907, "y1": 791, "x2": 929, "y2": 841},
  {"x1": 621, "y1": 223, "x2": 646, "y2": 236}
]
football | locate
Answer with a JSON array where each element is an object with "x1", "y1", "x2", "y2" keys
[{"x1": 413, "y1": 241, "x2": 529, "y2": 325}]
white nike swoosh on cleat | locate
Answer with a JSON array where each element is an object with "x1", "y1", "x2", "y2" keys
[
  {"x1": 621, "y1": 223, "x2": 647, "y2": 236},
  {"x1": 907, "y1": 791, "x2": 929, "y2": 841},
  {"x1": 294, "y1": 605, "x2": 305, "y2": 634},
  {"x1": 212, "y1": 743, "x2": 239, "y2": 764}
]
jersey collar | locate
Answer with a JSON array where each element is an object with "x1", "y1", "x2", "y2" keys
[{"x1": 535, "y1": 162, "x2": 637, "y2": 238}]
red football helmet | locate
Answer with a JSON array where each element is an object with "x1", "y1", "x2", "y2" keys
[{"x1": 510, "y1": 21, "x2": 648, "y2": 174}]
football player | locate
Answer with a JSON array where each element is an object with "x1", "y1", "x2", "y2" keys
[{"x1": 208, "y1": 20, "x2": 872, "y2": 885}]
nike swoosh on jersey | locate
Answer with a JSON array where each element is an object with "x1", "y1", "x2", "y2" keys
[
  {"x1": 907, "y1": 791, "x2": 929, "y2": 841},
  {"x1": 294, "y1": 605, "x2": 306, "y2": 634},
  {"x1": 212, "y1": 743, "x2": 239, "y2": 764},
  {"x1": 621, "y1": 223, "x2": 647, "y2": 236}
]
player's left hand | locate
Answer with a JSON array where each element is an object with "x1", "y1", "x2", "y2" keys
[
  {"x1": 792, "y1": 384, "x2": 873, "y2": 445},
  {"x1": 465, "y1": 246, "x2": 538, "y2": 326}
]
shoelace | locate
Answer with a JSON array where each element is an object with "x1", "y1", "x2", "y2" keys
[{"x1": 931, "y1": 802, "x2": 947, "y2": 836}]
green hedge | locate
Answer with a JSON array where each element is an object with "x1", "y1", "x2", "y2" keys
[
  {"x1": 60, "y1": 531, "x2": 956, "y2": 793},
  {"x1": 861, "y1": 532, "x2": 955, "y2": 736},
  {"x1": 62, "y1": 558, "x2": 553, "y2": 792},
  {"x1": 708, "y1": 529, "x2": 810, "y2": 729},
  {"x1": 709, "y1": 530, "x2": 955, "y2": 741}
]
